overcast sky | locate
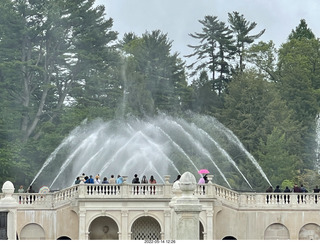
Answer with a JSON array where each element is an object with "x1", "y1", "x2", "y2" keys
[{"x1": 96, "y1": 0, "x2": 320, "y2": 65}]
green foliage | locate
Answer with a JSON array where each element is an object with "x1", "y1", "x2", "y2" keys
[
  {"x1": 0, "y1": 4, "x2": 320, "y2": 192},
  {"x1": 288, "y1": 19, "x2": 315, "y2": 41}
]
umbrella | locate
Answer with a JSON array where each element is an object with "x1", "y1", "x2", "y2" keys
[
  {"x1": 39, "y1": 186, "x2": 50, "y2": 194},
  {"x1": 198, "y1": 169, "x2": 210, "y2": 174}
]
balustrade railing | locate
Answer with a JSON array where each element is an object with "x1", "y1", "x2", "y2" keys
[{"x1": 5, "y1": 183, "x2": 320, "y2": 209}]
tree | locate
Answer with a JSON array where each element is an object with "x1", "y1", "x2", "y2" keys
[
  {"x1": 0, "y1": 0, "x2": 118, "y2": 142},
  {"x1": 288, "y1": 19, "x2": 315, "y2": 41},
  {"x1": 190, "y1": 71, "x2": 222, "y2": 113},
  {"x1": 228, "y1": 11, "x2": 265, "y2": 72},
  {"x1": 120, "y1": 30, "x2": 190, "y2": 116},
  {"x1": 186, "y1": 16, "x2": 236, "y2": 95},
  {"x1": 246, "y1": 41, "x2": 278, "y2": 81}
]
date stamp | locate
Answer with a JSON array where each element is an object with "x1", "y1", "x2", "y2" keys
[{"x1": 144, "y1": 240, "x2": 176, "y2": 244}]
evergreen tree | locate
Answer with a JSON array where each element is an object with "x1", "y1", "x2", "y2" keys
[
  {"x1": 288, "y1": 19, "x2": 315, "y2": 40},
  {"x1": 0, "y1": 0, "x2": 118, "y2": 142},
  {"x1": 120, "y1": 30, "x2": 190, "y2": 116},
  {"x1": 228, "y1": 11, "x2": 265, "y2": 73},
  {"x1": 186, "y1": 16, "x2": 236, "y2": 95}
]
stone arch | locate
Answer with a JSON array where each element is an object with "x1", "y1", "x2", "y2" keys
[
  {"x1": 199, "y1": 220, "x2": 204, "y2": 240},
  {"x1": 57, "y1": 236, "x2": 71, "y2": 240},
  {"x1": 20, "y1": 223, "x2": 45, "y2": 240},
  {"x1": 264, "y1": 223, "x2": 289, "y2": 240},
  {"x1": 222, "y1": 236, "x2": 237, "y2": 240},
  {"x1": 299, "y1": 223, "x2": 320, "y2": 240},
  {"x1": 88, "y1": 216, "x2": 119, "y2": 240},
  {"x1": 131, "y1": 216, "x2": 161, "y2": 240}
]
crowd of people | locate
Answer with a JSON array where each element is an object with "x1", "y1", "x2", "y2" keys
[
  {"x1": 266, "y1": 184, "x2": 320, "y2": 193},
  {"x1": 74, "y1": 173, "x2": 123, "y2": 185}
]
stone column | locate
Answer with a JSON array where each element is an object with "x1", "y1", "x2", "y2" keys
[
  {"x1": 120, "y1": 210, "x2": 128, "y2": 240},
  {"x1": 205, "y1": 210, "x2": 214, "y2": 240},
  {"x1": 78, "y1": 210, "x2": 87, "y2": 240},
  {"x1": 170, "y1": 172, "x2": 202, "y2": 240},
  {"x1": 0, "y1": 181, "x2": 18, "y2": 240}
]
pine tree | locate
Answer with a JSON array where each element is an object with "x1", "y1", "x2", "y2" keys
[
  {"x1": 228, "y1": 11, "x2": 265, "y2": 72},
  {"x1": 288, "y1": 19, "x2": 315, "y2": 40}
]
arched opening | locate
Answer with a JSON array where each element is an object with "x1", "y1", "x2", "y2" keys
[
  {"x1": 20, "y1": 223, "x2": 45, "y2": 240},
  {"x1": 199, "y1": 221, "x2": 204, "y2": 240},
  {"x1": 222, "y1": 236, "x2": 237, "y2": 240},
  {"x1": 88, "y1": 216, "x2": 119, "y2": 240},
  {"x1": 57, "y1": 236, "x2": 71, "y2": 240},
  {"x1": 299, "y1": 223, "x2": 320, "y2": 240},
  {"x1": 264, "y1": 223, "x2": 289, "y2": 240},
  {"x1": 131, "y1": 216, "x2": 161, "y2": 240}
]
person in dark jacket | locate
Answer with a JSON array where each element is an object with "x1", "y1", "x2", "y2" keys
[
  {"x1": 132, "y1": 174, "x2": 140, "y2": 184},
  {"x1": 274, "y1": 185, "x2": 281, "y2": 192},
  {"x1": 284, "y1": 186, "x2": 291, "y2": 192}
]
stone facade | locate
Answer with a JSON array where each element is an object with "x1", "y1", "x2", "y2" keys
[{"x1": 1, "y1": 172, "x2": 320, "y2": 240}]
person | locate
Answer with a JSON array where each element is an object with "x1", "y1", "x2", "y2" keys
[
  {"x1": 173, "y1": 175, "x2": 181, "y2": 183},
  {"x1": 293, "y1": 184, "x2": 301, "y2": 192},
  {"x1": 204, "y1": 174, "x2": 208, "y2": 183},
  {"x1": 149, "y1": 175, "x2": 156, "y2": 195},
  {"x1": 102, "y1": 177, "x2": 109, "y2": 184},
  {"x1": 283, "y1": 186, "x2": 291, "y2": 204},
  {"x1": 74, "y1": 177, "x2": 81, "y2": 184},
  {"x1": 141, "y1": 175, "x2": 148, "y2": 184},
  {"x1": 274, "y1": 185, "x2": 281, "y2": 192},
  {"x1": 94, "y1": 175, "x2": 101, "y2": 184},
  {"x1": 80, "y1": 173, "x2": 86, "y2": 182},
  {"x1": 300, "y1": 184, "x2": 307, "y2": 193},
  {"x1": 132, "y1": 174, "x2": 140, "y2": 184},
  {"x1": 314, "y1": 185, "x2": 320, "y2": 204},
  {"x1": 140, "y1": 175, "x2": 148, "y2": 194},
  {"x1": 198, "y1": 176, "x2": 205, "y2": 184},
  {"x1": 116, "y1": 175, "x2": 123, "y2": 185},
  {"x1": 85, "y1": 175, "x2": 94, "y2": 184},
  {"x1": 89, "y1": 175, "x2": 94, "y2": 184},
  {"x1": 18, "y1": 185, "x2": 25, "y2": 193},
  {"x1": 273, "y1": 185, "x2": 281, "y2": 203},
  {"x1": 149, "y1": 175, "x2": 156, "y2": 184},
  {"x1": 109, "y1": 175, "x2": 116, "y2": 184},
  {"x1": 132, "y1": 174, "x2": 140, "y2": 194},
  {"x1": 266, "y1": 186, "x2": 273, "y2": 193},
  {"x1": 284, "y1": 186, "x2": 291, "y2": 193},
  {"x1": 27, "y1": 185, "x2": 35, "y2": 193}
]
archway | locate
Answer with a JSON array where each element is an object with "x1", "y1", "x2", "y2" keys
[
  {"x1": 57, "y1": 236, "x2": 71, "y2": 240},
  {"x1": 222, "y1": 236, "x2": 237, "y2": 240},
  {"x1": 199, "y1": 221, "x2": 204, "y2": 240},
  {"x1": 264, "y1": 223, "x2": 289, "y2": 240},
  {"x1": 88, "y1": 216, "x2": 119, "y2": 240},
  {"x1": 131, "y1": 216, "x2": 161, "y2": 240},
  {"x1": 299, "y1": 223, "x2": 320, "y2": 240},
  {"x1": 20, "y1": 223, "x2": 45, "y2": 240}
]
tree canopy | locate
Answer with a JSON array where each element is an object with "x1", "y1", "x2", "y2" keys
[{"x1": 1, "y1": 2, "x2": 320, "y2": 192}]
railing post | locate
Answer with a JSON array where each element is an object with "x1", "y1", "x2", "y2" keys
[
  {"x1": 164, "y1": 175, "x2": 172, "y2": 198},
  {"x1": 78, "y1": 183, "x2": 86, "y2": 198},
  {"x1": 121, "y1": 178, "x2": 129, "y2": 198}
]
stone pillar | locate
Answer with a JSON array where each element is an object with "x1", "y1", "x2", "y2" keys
[
  {"x1": 0, "y1": 181, "x2": 18, "y2": 240},
  {"x1": 120, "y1": 210, "x2": 128, "y2": 240},
  {"x1": 78, "y1": 210, "x2": 87, "y2": 240},
  {"x1": 170, "y1": 172, "x2": 202, "y2": 240},
  {"x1": 164, "y1": 210, "x2": 171, "y2": 240},
  {"x1": 205, "y1": 210, "x2": 214, "y2": 240}
]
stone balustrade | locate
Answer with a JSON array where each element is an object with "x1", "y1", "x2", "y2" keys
[{"x1": 2, "y1": 183, "x2": 320, "y2": 210}]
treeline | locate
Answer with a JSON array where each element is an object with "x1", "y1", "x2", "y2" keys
[{"x1": 0, "y1": 0, "x2": 320, "y2": 190}]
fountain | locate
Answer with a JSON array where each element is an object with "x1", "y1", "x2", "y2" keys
[{"x1": 30, "y1": 111, "x2": 271, "y2": 191}]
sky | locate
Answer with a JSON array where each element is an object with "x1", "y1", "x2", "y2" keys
[{"x1": 96, "y1": 0, "x2": 320, "y2": 66}]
